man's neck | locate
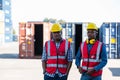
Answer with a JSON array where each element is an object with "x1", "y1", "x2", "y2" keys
[{"x1": 54, "y1": 38, "x2": 62, "y2": 43}]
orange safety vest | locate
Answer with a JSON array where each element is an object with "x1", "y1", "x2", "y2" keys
[
  {"x1": 80, "y1": 40, "x2": 103, "y2": 77},
  {"x1": 45, "y1": 39, "x2": 70, "y2": 74}
]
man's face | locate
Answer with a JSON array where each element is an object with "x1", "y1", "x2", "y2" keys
[
  {"x1": 52, "y1": 31, "x2": 62, "y2": 41},
  {"x1": 87, "y1": 29, "x2": 97, "y2": 40}
]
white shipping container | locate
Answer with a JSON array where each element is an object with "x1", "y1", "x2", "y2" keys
[
  {"x1": 0, "y1": 21, "x2": 4, "y2": 34},
  {"x1": 0, "y1": 11, "x2": 4, "y2": 34},
  {"x1": 0, "y1": 10, "x2": 4, "y2": 21},
  {"x1": 0, "y1": 34, "x2": 4, "y2": 46}
]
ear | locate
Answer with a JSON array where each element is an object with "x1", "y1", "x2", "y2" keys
[
  {"x1": 95, "y1": 30, "x2": 98, "y2": 34},
  {"x1": 60, "y1": 31, "x2": 62, "y2": 35}
]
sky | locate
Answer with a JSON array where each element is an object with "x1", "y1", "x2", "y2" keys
[{"x1": 11, "y1": 0, "x2": 120, "y2": 32}]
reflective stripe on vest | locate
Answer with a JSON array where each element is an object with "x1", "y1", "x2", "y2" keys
[
  {"x1": 65, "y1": 40, "x2": 68, "y2": 57},
  {"x1": 47, "y1": 56, "x2": 66, "y2": 59},
  {"x1": 47, "y1": 40, "x2": 50, "y2": 56},
  {"x1": 83, "y1": 58, "x2": 101, "y2": 62},
  {"x1": 82, "y1": 66, "x2": 102, "y2": 70},
  {"x1": 47, "y1": 64, "x2": 67, "y2": 68},
  {"x1": 96, "y1": 42, "x2": 102, "y2": 60}
]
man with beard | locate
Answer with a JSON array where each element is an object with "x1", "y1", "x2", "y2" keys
[
  {"x1": 75, "y1": 23, "x2": 107, "y2": 80},
  {"x1": 42, "y1": 23, "x2": 73, "y2": 80}
]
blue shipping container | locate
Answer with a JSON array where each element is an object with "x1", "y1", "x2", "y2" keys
[{"x1": 117, "y1": 23, "x2": 120, "y2": 58}]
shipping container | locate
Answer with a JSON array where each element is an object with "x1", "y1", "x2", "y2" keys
[
  {"x1": 74, "y1": 23, "x2": 83, "y2": 57},
  {"x1": 61, "y1": 23, "x2": 73, "y2": 42},
  {"x1": 61, "y1": 22, "x2": 83, "y2": 58},
  {"x1": 3, "y1": 0, "x2": 13, "y2": 42},
  {"x1": 19, "y1": 22, "x2": 52, "y2": 59},
  {"x1": 100, "y1": 22, "x2": 119, "y2": 59},
  {"x1": 61, "y1": 22, "x2": 100, "y2": 58}
]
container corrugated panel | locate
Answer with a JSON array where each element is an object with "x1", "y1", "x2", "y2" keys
[
  {"x1": 106, "y1": 44, "x2": 110, "y2": 58},
  {"x1": 3, "y1": 0, "x2": 13, "y2": 42},
  {"x1": 110, "y1": 23, "x2": 117, "y2": 58},
  {"x1": 5, "y1": 33, "x2": 13, "y2": 42},
  {"x1": 99, "y1": 23, "x2": 109, "y2": 42},
  {"x1": 100, "y1": 23, "x2": 110, "y2": 44},
  {"x1": 61, "y1": 23, "x2": 66, "y2": 39},
  {"x1": 110, "y1": 23, "x2": 117, "y2": 44},
  {"x1": 61, "y1": 23, "x2": 73, "y2": 42},
  {"x1": 102, "y1": 36, "x2": 110, "y2": 44},
  {"x1": 101, "y1": 23, "x2": 110, "y2": 36},
  {"x1": 117, "y1": 23, "x2": 120, "y2": 58},
  {"x1": 19, "y1": 22, "x2": 27, "y2": 58},
  {"x1": 66, "y1": 23, "x2": 72, "y2": 39},
  {"x1": 111, "y1": 23, "x2": 116, "y2": 36}
]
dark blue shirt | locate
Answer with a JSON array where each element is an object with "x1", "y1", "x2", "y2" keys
[{"x1": 75, "y1": 43, "x2": 107, "y2": 71}]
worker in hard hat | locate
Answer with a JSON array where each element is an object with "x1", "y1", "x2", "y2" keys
[
  {"x1": 75, "y1": 23, "x2": 107, "y2": 80},
  {"x1": 42, "y1": 23, "x2": 73, "y2": 80}
]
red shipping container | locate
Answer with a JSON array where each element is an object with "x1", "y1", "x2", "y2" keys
[{"x1": 19, "y1": 22, "x2": 52, "y2": 59}]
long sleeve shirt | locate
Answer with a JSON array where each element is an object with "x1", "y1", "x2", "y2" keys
[
  {"x1": 75, "y1": 43, "x2": 107, "y2": 71},
  {"x1": 42, "y1": 39, "x2": 73, "y2": 77}
]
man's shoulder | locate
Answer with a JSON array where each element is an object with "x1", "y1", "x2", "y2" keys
[
  {"x1": 46, "y1": 40, "x2": 52, "y2": 42},
  {"x1": 45, "y1": 40, "x2": 51, "y2": 45}
]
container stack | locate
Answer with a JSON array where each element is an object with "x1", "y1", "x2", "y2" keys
[{"x1": 100, "y1": 22, "x2": 120, "y2": 59}]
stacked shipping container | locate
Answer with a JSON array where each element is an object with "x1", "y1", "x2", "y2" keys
[
  {"x1": 100, "y1": 22, "x2": 120, "y2": 59},
  {"x1": 3, "y1": 0, "x2": 13, "y2": 42},
  {"x1": 0, "y1": 0, "x2": 13, "y2": 44}
]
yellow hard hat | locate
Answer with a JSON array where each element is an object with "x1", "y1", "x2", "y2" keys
[
  {"x1": 51, "y1": 23, "x2": 62, "y2": 32},
  {"x1": 87, "y1": 23, "x2": 98, "y2": 31}
]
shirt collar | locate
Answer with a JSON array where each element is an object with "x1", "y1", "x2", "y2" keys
[{"x1": 51, "y1": 38, "x2": 63, "y2": 43}]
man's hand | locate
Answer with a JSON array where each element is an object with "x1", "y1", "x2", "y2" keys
[
  {"x1": 42, "y1": 61, "x2": 46, "y2": 74},
  {"x1": 86, "y1": 68, "x2": 95, "y2": 75},
  {"x1": 78, "y1": 66, "x2": 82, "y2": 74}
]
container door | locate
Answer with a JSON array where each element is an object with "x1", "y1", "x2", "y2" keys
[
  {"x1": 19, "y1": 23, "x2": 27, "y2": 58},
  {"x1": 75, "y1": 24, "x2": 82, "y2": 56},
  {"x1": 26, "y1": 24, "x2": 33, "y2": 57},
  {"x1": 34, "y1": 24, "x2": 43, "y2": 56}
]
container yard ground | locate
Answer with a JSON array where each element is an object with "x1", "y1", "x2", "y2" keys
[{"x1": 0, "y1": 42, "x2": 120, "y2": 80}]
